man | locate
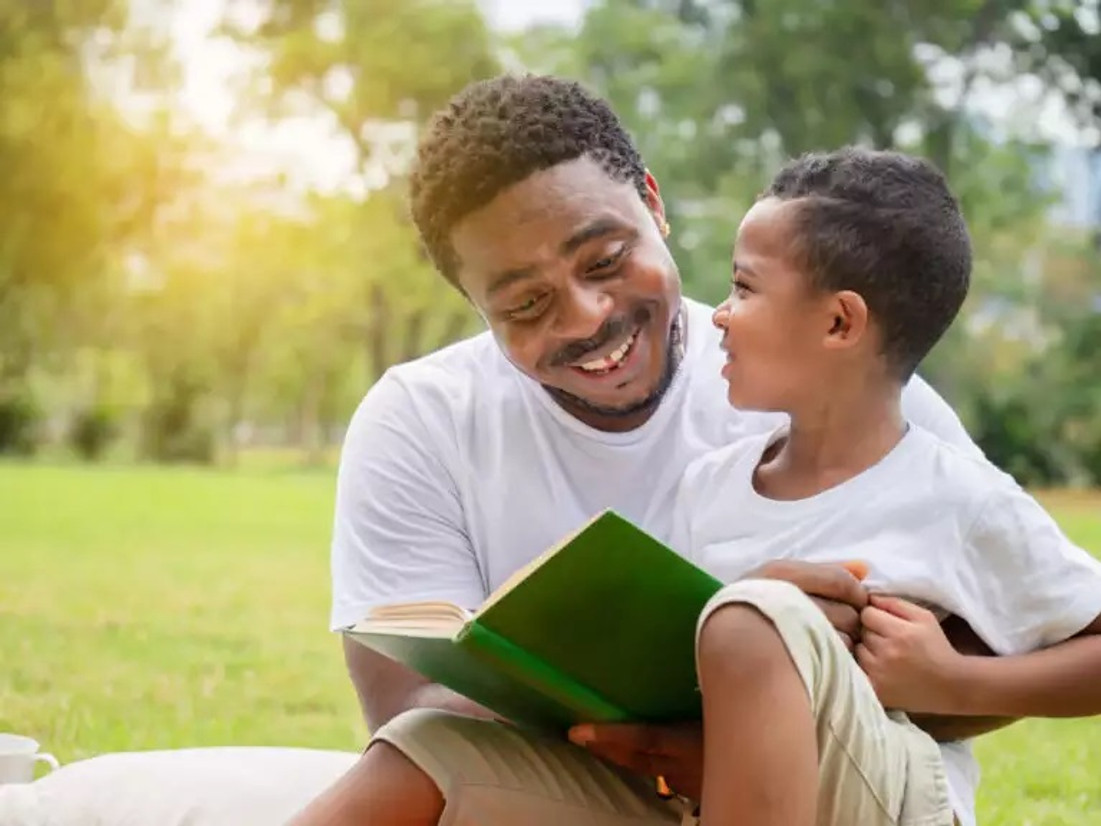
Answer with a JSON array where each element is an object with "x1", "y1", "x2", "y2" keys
[{"x1": 294, "y1": 75, "x2": 1007, "y2": 825}]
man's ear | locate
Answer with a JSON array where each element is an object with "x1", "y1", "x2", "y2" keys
[
  {"x1": 823, "y1": 290, "x2": 869, "y2": 350},
  {"x1": 644, "y1": 169, "x2": 668, "y2": 232}
]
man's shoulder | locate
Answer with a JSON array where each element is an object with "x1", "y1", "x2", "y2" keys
[
  {"x1": 343, "y1": 330, "x2": 529, "y2": 457},
  {"x1": 908, "y1": 424, "x2": 1015, "y2": 506},
  {"x1": 682, "y1": 430, "x2": 772, "y2": 494},
  {"x1": 365, "y1": 330, "x2": 512, "y2": 410}
]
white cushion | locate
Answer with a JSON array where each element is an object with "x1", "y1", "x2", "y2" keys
[{"x1": 0, "y1": 746, "x2": 360, "y2": 826}]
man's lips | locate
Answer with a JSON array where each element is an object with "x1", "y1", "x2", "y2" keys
[{"x1": 568, "y1": 327, "x2": 640, "y2": 375}]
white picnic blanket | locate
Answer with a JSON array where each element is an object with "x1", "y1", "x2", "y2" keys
[{"x1": 0, "y1": 746, "x2": 359, "y2": 826}]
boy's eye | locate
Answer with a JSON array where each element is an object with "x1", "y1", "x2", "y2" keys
[{"x1": 732, "y1": 278, "x2": 751, "y2": 296}]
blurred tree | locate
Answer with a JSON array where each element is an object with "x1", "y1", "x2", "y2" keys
[
  {"x1": 0, "y1": 0, "x2": 186, "y2": 455},
  {"x1": 221, "y1": 0, "x2": 491, "y2": 411}
]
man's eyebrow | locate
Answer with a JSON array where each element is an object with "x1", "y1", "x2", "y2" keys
[
  {"x1": 560, "y1": 218, "x2": 628, "y2": 257},
  {"x1": 486, "y1": 218, "x2": 630, "y2": 297},
  {"x1": 486, "y1": 266, "x2": 538, "y2": 298}
]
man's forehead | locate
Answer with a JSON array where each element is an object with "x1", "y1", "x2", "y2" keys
[{"x1": 451, "y1": 161, "x2": 643, "y2": 281}]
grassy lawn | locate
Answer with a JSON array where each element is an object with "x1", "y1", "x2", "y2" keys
[{"x1": 2, "y1": 464, "x2": 1099, "y2": 823}]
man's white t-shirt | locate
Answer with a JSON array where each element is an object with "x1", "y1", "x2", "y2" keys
[
  {"x1": 671, "y1": 423, "x2": 1101, "y2": 826},
  {"x1": 330, "y1": 297, "x2": 979, "y2": 629}
]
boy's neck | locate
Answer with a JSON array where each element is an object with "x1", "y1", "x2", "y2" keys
[{"x1": 754, "y1": 381, "x2": 907, "y2": 502}]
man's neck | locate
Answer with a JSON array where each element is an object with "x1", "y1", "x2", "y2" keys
[{"x1": 754, "y1": 382, "x2": 906, "y2": 501}]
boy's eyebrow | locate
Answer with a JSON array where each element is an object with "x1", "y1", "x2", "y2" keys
[{"x1": 732, "y1": 259, "x2": 759, "y2": 277}]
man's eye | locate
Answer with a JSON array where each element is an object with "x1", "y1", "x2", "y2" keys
[
  {"x1": 587, "y1": 245, "x2": 628, "y2": 274},
  {"x1": 505, "y1": 294, "x2": 547, "y2": 320}
]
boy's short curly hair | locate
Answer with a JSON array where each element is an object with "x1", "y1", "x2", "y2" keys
[
  {"x1": 765, "y1": 147, "x2": 972, "y2": 379},
  {"x1": 410, "y1": 74, "x2": 648, "y2": 285}
]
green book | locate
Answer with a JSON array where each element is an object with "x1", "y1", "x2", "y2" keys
[{"x1": 342, "y1": 509, "x2": 724, "y2": 735}]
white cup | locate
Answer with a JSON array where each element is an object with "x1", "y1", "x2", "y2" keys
[{"x1": 0, "y1": 734, "x2": 59, "y2": 784}]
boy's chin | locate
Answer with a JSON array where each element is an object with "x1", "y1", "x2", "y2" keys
[{"x1": 725, "y1": 385, "x2": 783, "y2": 414}]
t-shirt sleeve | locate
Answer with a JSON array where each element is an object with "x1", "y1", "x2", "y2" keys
[
  {"x1": 328, "y1": 373, "x2": 485, "y2": 631},
  {"x1": 900, "y1": 374, "x2": 983, "y2": 459},
  {"x1": 958, "y1": 478, "x2": 1101, "y2": 655}
]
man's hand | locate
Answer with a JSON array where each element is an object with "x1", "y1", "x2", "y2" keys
[
  {"x1": 567, "y1": 723, "x2": 703, "y2": 800},
  {"x1": 857, "y1": 595, "x2": 963, "y2": 714},
  {"x1": 749, "y1": 559, "x2": 869, "y2": 649}
]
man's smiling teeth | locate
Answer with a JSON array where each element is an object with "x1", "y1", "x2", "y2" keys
[{"x1": 576, "y1": 330, "x2": 637, "y2": 373}]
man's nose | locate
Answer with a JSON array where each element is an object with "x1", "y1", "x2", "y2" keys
[{"x1": 555, "y1": 281, "x2": 614, "y2": 342}]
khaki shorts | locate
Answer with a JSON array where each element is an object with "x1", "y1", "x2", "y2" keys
[{"x1": 370, "y1": 579, "x2": 954, "y2": 826}]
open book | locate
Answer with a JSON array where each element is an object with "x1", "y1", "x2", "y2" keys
[{"x1": 343, "y1": 510, "x2": 724, "y2": 734}]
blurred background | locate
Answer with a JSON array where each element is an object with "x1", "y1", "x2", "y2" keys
[
  {"x1": 1, "y1": 1, "x2": 1099, "y2": 823},
  {"x1": 0, "y1": 0, "x2": 1098, "y2": 475}
]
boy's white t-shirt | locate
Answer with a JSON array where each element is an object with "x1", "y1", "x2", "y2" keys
[
  {"x1": 671, "y1": 423, "x2": 1101, "y2": 826},
  {"x1": 330, "y1": 297, "x2": 979, "y2": 630}
]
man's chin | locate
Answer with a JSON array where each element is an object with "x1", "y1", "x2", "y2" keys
[
  {"x1": 547, "y1": 382, "x2": 666, "y2": 421},
  {"x1": 539, "y1": 302, "x2": 685, "y2": 424}
]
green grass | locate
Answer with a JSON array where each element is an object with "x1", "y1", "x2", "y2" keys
[{"x1": 1, "y1": 465, "x2": 1099, "y2": 823}]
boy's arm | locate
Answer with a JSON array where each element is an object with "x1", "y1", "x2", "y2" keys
[
  {"x1": 860, "y1": 600, "x2": 1101, "y2": 718},
  {"x1": 944, "y1": 612, "x2": 1101, "y2": 718},
  {"x1": 906, "y1": 615, "x2": 1019, "y2": 740},
  {"x1": 861, "y1": 475, "x2": 1101, "y2": 725}
]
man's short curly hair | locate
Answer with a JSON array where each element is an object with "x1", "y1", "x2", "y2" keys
[
  {"x1": 410, "y1": 74, "x2": 648, "y2": 286},
  {"x1": 764, "y1": 147, "x2": 972, "y2": 380}
]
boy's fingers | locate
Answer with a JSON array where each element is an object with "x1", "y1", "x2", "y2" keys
[
  {"x1": 860, "y1": 605, "x2": 908, "y2": 635},
  {"x1": 870, "y1": 594, "x2": 933, "y2": 622}
]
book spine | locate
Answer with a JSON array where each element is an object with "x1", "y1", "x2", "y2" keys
[{"x1": 460, "y1": 621, "x2": 631, "y2": 722}]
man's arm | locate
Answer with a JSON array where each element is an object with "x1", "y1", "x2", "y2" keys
[
  {"x1": 330, "y1": 374, "x2": 488, "y2": 731},
  {"x1": 343, "y1": 640, "x2": 495, "y2": 732}
]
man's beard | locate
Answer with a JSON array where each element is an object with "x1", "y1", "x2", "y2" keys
[{"x1": 544, "y1": 305, "x2": 687, "y2": 421}]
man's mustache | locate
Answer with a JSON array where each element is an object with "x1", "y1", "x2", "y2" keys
[{"x1": 551, "y1": 305, "x2": 652, "y2": 366}]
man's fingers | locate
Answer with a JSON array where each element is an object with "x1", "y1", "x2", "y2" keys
[
  {"x1": 812, "y1": 597, "x2": 861, "y2": 639},
  {"x1": 569, "y1": 723, "x2": 671, "y2": 754}
]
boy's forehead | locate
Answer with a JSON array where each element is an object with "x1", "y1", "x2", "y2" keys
[{"x1": 736, "y1": 197, "x2": 797, "y2": 252}]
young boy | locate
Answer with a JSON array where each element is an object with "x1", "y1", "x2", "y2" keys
[{"x1": 668, "y1": 148, "x2": 1101, "y2": 826}]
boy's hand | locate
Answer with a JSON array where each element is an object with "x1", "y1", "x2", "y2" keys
[
  {"x1": 857, "y1": 595, "x2": 963, "y2": 713},
  {"x1": 568, "y1": 722, "x2": 703, "y2": 800}
]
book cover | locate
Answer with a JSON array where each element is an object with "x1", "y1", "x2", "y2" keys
[{"x1": 344, "y1": 510, "x2": 724, "y2": 734}]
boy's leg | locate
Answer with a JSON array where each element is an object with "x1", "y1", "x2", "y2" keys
[
  {"x1": 695, "y1": 579, "x2": 954, "y2": 826},
  {"x1": 697, "y1": 598, "x2": 817, "y2": 825}
]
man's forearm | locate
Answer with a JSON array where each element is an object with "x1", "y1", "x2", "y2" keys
[
  {"x1": 907, "y1": 713, "x2": 1016, "y2": 742},
  {"x1": 402, "y1": 682, "x2": 500, "y2": 724}
]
